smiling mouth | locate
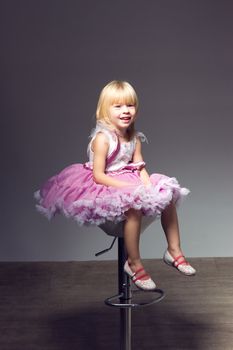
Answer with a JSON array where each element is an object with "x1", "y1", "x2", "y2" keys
[{"x1": 120, "y1": 116, "x2": 131, "y2": 121}]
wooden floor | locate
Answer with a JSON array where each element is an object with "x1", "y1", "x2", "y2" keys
[{"x1": 1, "y1": 257, "x2": 233, "y2": 350}]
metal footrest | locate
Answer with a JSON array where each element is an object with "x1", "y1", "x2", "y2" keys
[{"x1": 105, "y1": 288, "x2": 165, "y2": 308}]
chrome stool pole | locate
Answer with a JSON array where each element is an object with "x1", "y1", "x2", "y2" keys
[
  {"x1": 118, "y1": 237, "x2": 131, "y2": 350},
  {"x1": 96, "y1": 234, "x2": 165, "y2": 350}
]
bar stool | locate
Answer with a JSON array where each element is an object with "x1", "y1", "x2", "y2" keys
[{"x1": 96, "y1": 218, "x2": 165, "y2": 350}]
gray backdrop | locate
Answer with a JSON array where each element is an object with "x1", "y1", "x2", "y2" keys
[{"x1": 1, "y1": 0, "x2": 233, "y2": 261}]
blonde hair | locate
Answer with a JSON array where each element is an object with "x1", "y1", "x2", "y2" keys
[{"x1": 96, "y1": 80, "x2": 139, "y2": 139}]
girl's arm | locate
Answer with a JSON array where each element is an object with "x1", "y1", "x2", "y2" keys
[
  {"x1": 92, "y1": 133, "x2": 133, "y2": 188},
  {"x1": 133, "y1": 137, "x2": 152, "y2": 186}
]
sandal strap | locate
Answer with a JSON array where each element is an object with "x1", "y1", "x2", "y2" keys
[
  {"x1": 131, "y1": 267, "x2": 150, "y2": 282},
  {"x1": 134, "y1": 267, "x2": 145, "y2": 275},
  {"x1": 173, "y1": 255, "x2": 190, "y2": 267},
  {"x1": 134, "y1": 273, "x2": 150, "y2": 282}
]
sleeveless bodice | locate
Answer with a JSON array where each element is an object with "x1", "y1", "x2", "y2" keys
[{"x1": 86, "y1": 122, "x2": 146, "y2": 172}]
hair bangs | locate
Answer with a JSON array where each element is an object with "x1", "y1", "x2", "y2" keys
[{"x1": 109, "y1": 86, "x2": 138, "y2": 108}]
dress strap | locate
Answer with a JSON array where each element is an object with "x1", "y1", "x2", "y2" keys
[{"x1": 106, "y1": 131, "x2": 120, "y2": 165}]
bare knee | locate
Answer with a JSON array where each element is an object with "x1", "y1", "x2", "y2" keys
[
  {"x1": 126, "y1": 208, "x2": 142, "y2": 221},
  {"x1": 162, "y1": 202, "x2": 175, "y2": 215}
]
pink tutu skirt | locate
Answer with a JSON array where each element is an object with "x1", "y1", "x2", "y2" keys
[{"x1": 34, "y1": 163, "x2": 189, "y2": 226}]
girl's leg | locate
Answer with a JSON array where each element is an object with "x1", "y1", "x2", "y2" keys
[
  {"x1": 124, "y1": 208, "x2": 143, "y2": 272},
  {"x1": 124, "y1": 208, "x2": 157, "y2": 288},
  {"x1": 161, "y1": 202, "x2": 196, "y2": 275},
  {"x1": 161, "y1": 202, "x2": 183, "y2": 257}
]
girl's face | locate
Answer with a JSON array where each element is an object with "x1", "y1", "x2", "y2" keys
[{"x1": 108, "y1": 103, "x2": 136, "y2": 132}]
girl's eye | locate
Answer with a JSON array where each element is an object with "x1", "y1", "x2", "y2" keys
[{"x1": 112, "y1": 104, "x2": 135, "y2": 108}]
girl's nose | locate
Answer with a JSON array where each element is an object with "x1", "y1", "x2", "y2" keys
[{"x1": 122, "y1": 105, "x2": 129, "y2": 113}]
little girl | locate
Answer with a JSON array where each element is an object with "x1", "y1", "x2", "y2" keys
[{"x1": 35, "y1": 80, "x2": 196, "y2": 291}]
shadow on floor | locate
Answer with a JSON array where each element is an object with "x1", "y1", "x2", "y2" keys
[{"x1": 48, "y1": 302, "x2": 208, "y2": 350}]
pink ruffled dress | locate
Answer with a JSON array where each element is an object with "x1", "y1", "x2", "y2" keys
[{"x1": 35, "y1": 123, "x2": 189, "y2": 226}]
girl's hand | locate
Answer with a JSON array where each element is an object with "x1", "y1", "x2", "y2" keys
[
  {"x1": 139, "y1": 169, "x2": 152, "y2": 186},
  {"x1": 144, "y1": 182, "x2": 153, "y2": 188}
]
